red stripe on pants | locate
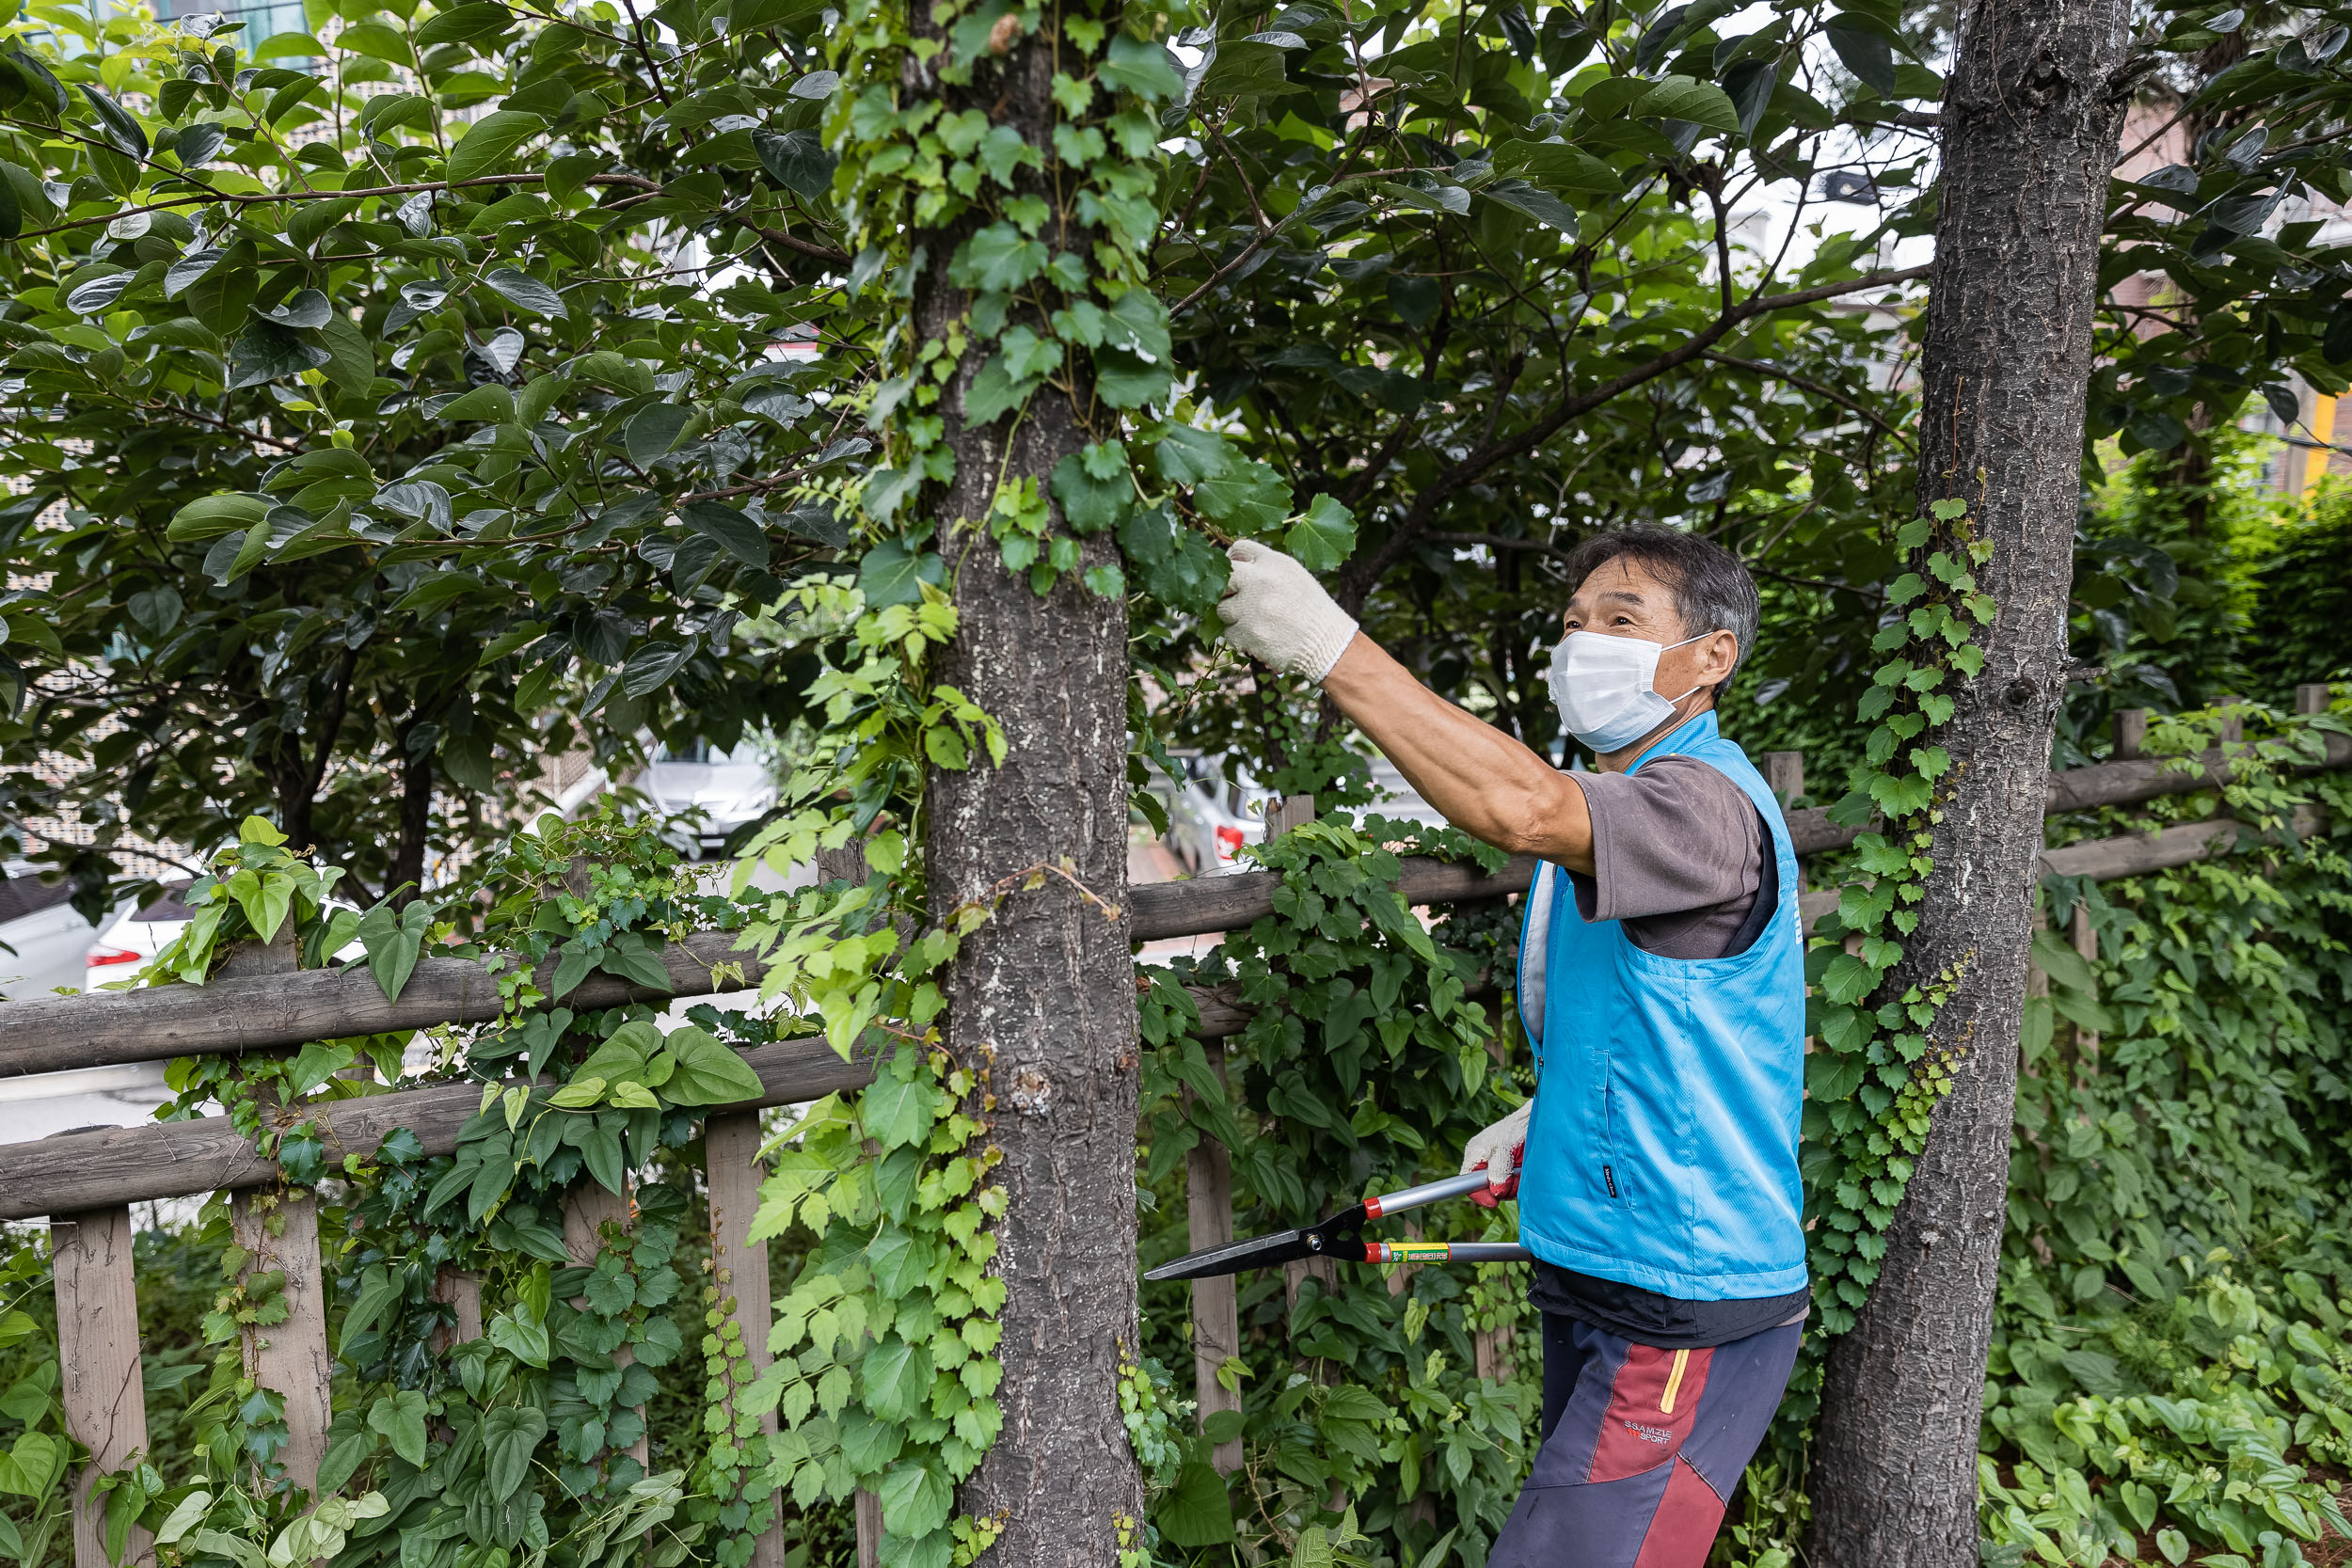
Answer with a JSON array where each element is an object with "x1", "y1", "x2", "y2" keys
[
  {"x1": 1586, "y1": 1345, "x2": 1714, "y2": 1482},
  {"x1": 1631, "y1": 1457, "x2": 1727, "y2": 1568}
]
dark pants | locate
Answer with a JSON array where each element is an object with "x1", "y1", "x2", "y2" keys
[{"x1": 1488, "y1": 1313, "x2": 1803, "y2": 1568}]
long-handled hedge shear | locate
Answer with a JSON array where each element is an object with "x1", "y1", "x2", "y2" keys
[{"x1": 1144, "y1": 1169, "x2": 1532, "y2": 1281}]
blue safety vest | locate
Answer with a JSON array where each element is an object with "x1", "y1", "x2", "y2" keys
[{"x1": 1513, "y1": 711, "x2": 1808, "y2": 1301}]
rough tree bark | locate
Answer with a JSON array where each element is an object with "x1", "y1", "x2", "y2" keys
[
  {"x1": 1807, "y1": 4, "x2": 2133, "y2": 1564},
  {"x1": 907, "y1": 26, "x2": 1145, "y2": 1568}
]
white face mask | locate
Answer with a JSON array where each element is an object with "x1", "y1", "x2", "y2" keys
[{"x1": 1544, "y1": 630, "x2": 1707, "y2": 755}]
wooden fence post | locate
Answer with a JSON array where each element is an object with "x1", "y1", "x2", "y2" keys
[
  {"x1": 854, "y1": 1489, "x2": 883, "y2": 1568},
  {"x1": 2298, "y1": 684, "x2": 2348, "y2": 764},
  {"x1": 213, "y1": 932, "x2": 334, "y2": 1495},
  {"x1": 705, "y1": 1111, "x2": 788, "y2": 1568},
  {"x1": 52, "y1": 1204, "x2": 151, "y2": 1568},
  {"x1": 230, "y1": 1189, "x2": 333, "y2": 1493},
  {"x1": 2071, "y1": 904, "x2": 2100, "y2": 1067},
  {"x1": 564, "y1": 1183, "x2": 650, "y2": 1470},
  {"x1": 1761, "y1": 751, "x2": 1804, "y2": 809},
  {"x1": 1183, "y1": 1045, "x2": 1243, "y2": 1475},
  {"x1": 430, "y1": 1267, "x2": 483, "y2": 1351},
  {"x1": 2215, "y1": 693, "x2": 2244, "y2": 747},
  {"x1": 2113, "y1": 707, "x2": 2146, "y2": 761}
]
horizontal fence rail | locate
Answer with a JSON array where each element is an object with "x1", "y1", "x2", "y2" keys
[
  {"x1": 0, "y1": 1034, "x2": 866, "y2": 1223},
  {"x1": 1, "y1": 743, "x2": 2341, "y2": 1080}
]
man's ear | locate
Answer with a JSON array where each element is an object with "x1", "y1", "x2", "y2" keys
[{"x1": 1702, "y1": 630, "x2": 1740, "y2": 689}]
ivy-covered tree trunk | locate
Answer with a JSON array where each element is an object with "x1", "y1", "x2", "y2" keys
[
  {"x1": 1807, "y1": 3, "x2": 2134, "y2": 1564},
  {"x1": 908, "y1": 25, "x2": 1146, "y2": 1568}
]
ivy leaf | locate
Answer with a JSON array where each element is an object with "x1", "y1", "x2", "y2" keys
[
  {"x1": 481, "y1": 1405, "x2": 547, "y2": 1502},
  {"x1": 862, "y1": 1071, "x2": 937, "y2": 1149},
  {"x1": 367, "y1": 1389, "x2": 429, "y2": 1467},
  {"x1": 858, "y1": 541, "x2": 943, "y2": 608},
  {"x1": 947, "y1": 223, "x2": 1044, "y2": 293},
  {"x1": 859, "y1": 1336, "x2": 932, "y2": 1423},
  {"x1": 876, "y1": 1459, "x2": 953, "y2": 1537},
  {"x1": 580, "y1": 1123, "x2": 628, "y2": 1195},
  {"x1": 596, "y1": 930, "x2": 674, "y2": 990},
  {"x1": 659, "y1": 1027, "x2": 766, "y2": 1105},
  {"x1": 335, "y1": 1264, "x2": 404, "y2": 1355},
  {"x1": 1283, "y1": 494, "x2": 1357, "y2": 571},
  {"x1": 357, "y1": 897, "x2": 435, "y2": 1002},
  {"x1": 1099, "y1": 34, "x2": 1184, "y2": 101},
  {"x1": 1153, "y1": 1457, "x2": 1237, "y2": 1546}
]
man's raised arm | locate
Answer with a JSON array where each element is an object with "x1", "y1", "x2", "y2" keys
[{"x1": 1215, "y1": 541, "x2": 1594, "y2": 875}]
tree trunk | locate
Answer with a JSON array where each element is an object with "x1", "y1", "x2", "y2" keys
[
  {"x1": 908, "y1": 28, "x2": 1145, "y2": 1568},
  {"x1": 1806, "y1": 4, "x2": 2132, "y2": 1565},
  {"x1": 390, "y1": 729, "x2": 433, "y2": 905}
]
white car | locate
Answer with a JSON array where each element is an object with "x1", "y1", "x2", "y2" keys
[
  {"x1": 86, "y1": 886, "x2": 193, "y2": 992},
  {"x1": 0, "y1": 865, "x2": 121, "y2": 998},
  {"x1": 631, "y1": 740, "x2": 780, "y2": 860}
]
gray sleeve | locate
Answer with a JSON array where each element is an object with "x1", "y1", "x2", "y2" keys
[{"x1": 1565, "y1": 756, "x2": 1762, "y2": 922}]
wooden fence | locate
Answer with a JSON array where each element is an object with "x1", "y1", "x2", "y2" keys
[{"x1": 0, "y1": 688, "x2": 2342, "y2": 1560}]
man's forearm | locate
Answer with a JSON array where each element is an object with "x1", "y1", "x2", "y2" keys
[{"x1": 1320, "y1": 633, "x2": 1594, "y2": 872}]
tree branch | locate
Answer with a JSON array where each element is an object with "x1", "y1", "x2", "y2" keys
[
  {"x1": 1334, "y1": 262, "x2": 1931, "y2": 608},
  {"x1": 1699, "y1": 352, "x2": 1917, "y2": 452},
  {"x1": 8, "y1": 173, "x2": 851, "y2": 264}
]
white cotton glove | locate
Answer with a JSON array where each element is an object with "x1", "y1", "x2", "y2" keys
[
  {"x1": 1460, "y1": 1100, "x2": 1534, "y2": 1208},
  {"x1": 1216, "y1": 540, "x2": 1359, "y2": 683}
]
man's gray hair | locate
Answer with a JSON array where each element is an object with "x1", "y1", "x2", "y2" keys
[{"x1": 1558, "y1": 525, "x2": 1761, "y2": 691}]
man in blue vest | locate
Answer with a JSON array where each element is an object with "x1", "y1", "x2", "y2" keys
[{"x1": 1216, "y1": 524, "x2": 1806, "y2": 1568}]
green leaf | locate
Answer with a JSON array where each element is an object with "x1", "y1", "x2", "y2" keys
[
  {"x1": 1197, "y1": 40, "x2": 1288, "y2": 99},
  {"x1": 481, "y1": 1405, "x2": 547, "y2": 1502},
  {"x1": 2028, "y1": 928, "x2": 2097, "y2": 996},
  {"x1": 314, "y1": 1428, "x2": 374, "y2": 1497},
  {"x1": 859, "y1": 1336, "x2": 931, "y2": 1422},
  {"x1": 412, "y1": 2, "x2": 515, "y2": 46},
  {"x1": 1153, "y1": 1457, "x2": 1236, "y2": 1546},
  {"x1": 862, "y1": 1072, "x2": 936, "y2": 1149},
  {"x1": 1099, "y1": 34, "x2": 1184, "y2": 100},
  {"x1": 679, "y1": 499, "x2": 770, "y2": 565},
  {"x1": 1482, "y1": 179, "x2": 1579, "y2": 235},
  {"x1": 439, "y1": 382, "x2": 515, "y2": 422},
  {"x1": 446, "y1": 109, "x2": 545, "y2": 182},
  {"x1": 168, "y1": 493, "x2": 270, "y2": 543},
  {"x1": 753, "y1": 127, "x2": 836, "y2": 199},
  {"x1": 483, "y1": 267, "x2": 566, "y2": 318},
  {"x1": 357, "y1": 898, "x2": 433, "y2": 1001},
  {"x1": 624, "y1": 403, "x2": 692, "y2": 467},
  {"x1": 659, "y1": 1027, "x2": 766, "y2": 1105},
  {"x1": 78, "y1": 84, "x2": 148, "y2": 158},
  {"x1": 948, "y1": 223, "x2": 1044, "y2": 293},
  {"x1": 1632, "y1": 74, "x2": 1740, "y2": 132},
  {"x1": 1825, "y1": 23, "x2": 1898, "y2": 95},
  {"x1": 1051, "y1": 451, "x2": 1130, "y2": 534},
  {"x1": 338, "y1": 1263, "x2": 404, "y2": 1354},
  {"x1": 596, "y1": 930, "x2": 674, "y2": 990},
  {"x1": 876, "y1": 1460, "x2": 953, "y2": 1537},
  {"x1": 859, "y1": 541, "x2": 942, "y2": 608},
  {"x1": 368, "y1": 1390, "x2": 429, "y2": 1467},
  {"x1": 1283, "y1": 494, "x2": 1357, "y2": 571},
  {"x1": 227, "y1": 322, "x2": 330, "y2": 390}
]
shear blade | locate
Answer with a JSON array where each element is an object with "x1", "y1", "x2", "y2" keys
[{"x1": 1144, "y1": 1227, "x2": 1312, "y2": 1281}]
